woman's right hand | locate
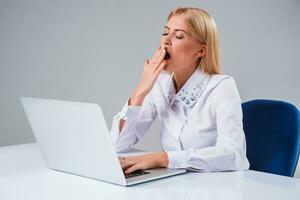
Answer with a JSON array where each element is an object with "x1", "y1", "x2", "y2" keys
[
  {"x1": 129, "y1": 46, "x2": 166, "y2": 106},
  {"x1": 119, "y1": 46, "x2": 166, "y2": 132}
]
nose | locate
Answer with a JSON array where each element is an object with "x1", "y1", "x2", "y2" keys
[
  {"x1": 163, "y1": 41, "x2": 171, "y2": 47},
  {"x1": 162, "y1": 39, "x2": 171, "y2": 47},
  {"x1": 161, "y1": 36, "x2": 171, "y2": 48}
]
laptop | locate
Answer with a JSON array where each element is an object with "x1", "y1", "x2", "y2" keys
[{"x1": 21, "y1": 97, "x2": 186, "y2": 186}]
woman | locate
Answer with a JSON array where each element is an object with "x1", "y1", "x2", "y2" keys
[{"x1": 110, "y1": 7, "x2": 250, "y2": 174}]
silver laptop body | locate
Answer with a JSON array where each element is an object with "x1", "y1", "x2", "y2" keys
[{"x1": 21, "y1": 97, "x2": 186, "y2": 186}]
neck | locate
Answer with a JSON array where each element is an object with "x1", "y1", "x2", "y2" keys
[{"x1": 173, "y1": 67, "x2": 198, "y2": 93}]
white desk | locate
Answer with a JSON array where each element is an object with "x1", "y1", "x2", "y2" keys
[{"x1": 0, "y1": 143, "x2": 299, "y2": 200}]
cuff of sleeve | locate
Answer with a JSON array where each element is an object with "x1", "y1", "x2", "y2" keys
[
  {"x1": 120, "y1": 99, "x2": 141, "y2": 120},
  {"x1": 166, "y1": 150, "x2": 188, "y2": 169}
]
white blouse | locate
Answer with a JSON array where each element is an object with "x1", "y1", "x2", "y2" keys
[{"x1": 110, "y1": 67, "x2": 250, "y2": 172}]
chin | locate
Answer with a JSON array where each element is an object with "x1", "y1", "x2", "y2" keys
[{"x1": 163, "y1": 60, "x2": 177, "y2": 73}]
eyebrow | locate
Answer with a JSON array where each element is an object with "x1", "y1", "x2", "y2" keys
[{"x1": 164, "y1": 26, "x2": 188, "y2": 34}]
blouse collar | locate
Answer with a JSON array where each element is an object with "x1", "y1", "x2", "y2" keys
[{"x1": 166, "y1": 67, "x2": 208, "y2": 107}]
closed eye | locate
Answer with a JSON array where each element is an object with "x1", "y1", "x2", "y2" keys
[{"x1": 162, "y1": 33, "x2": 184, "y2": 39}]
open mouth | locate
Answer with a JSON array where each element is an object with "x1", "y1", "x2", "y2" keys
[{"x1": 164, "y1": 51, "x2": 171, "y2": 60}]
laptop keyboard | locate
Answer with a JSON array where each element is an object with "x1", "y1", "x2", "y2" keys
[{"x1": 124, "y1": 170, "x2": 151, "y2": 179}]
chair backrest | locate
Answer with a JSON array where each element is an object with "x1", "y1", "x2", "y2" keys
[{"x1": 242, "y1": 99, "x2": 300, "y2": 177}]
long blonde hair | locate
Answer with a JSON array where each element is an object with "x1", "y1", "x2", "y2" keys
[{"x1": 167, "y1": 7, "x2": 221, "y2": 74}]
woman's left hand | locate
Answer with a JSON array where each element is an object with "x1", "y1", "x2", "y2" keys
[{"x1": 119, "y1": 152, "x2": 169, "y2": 174}]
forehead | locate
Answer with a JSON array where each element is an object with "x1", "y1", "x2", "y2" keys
[{"x1": 165, "y1": 15, "x2": 188, "y2": 31}]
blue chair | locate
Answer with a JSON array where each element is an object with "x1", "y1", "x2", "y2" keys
[{"x1": 242, "y1": 99, "x2": 300, "y2": 177}]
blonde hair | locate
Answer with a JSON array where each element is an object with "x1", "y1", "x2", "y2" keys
[{"x1": 167, "y1": 7, "x2": 221, "y2": 74}]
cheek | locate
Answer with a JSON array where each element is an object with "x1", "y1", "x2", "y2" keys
[{"x1": 174, "y1": 42, "x2": 196, "y2": 60}]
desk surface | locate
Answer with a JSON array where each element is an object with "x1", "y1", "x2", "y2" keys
[{"x1": 0, "y1": 143, "x2": 300, "y2": 200}]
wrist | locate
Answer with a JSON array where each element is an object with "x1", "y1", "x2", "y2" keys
[
  {"x1": 129, "y1": 95, "x2": 144, "y2": 106},
  {"x1": 130, "y1": 89, "x2": 147, "y2": 106},
  {"x1": 157, "y1": 152, "x2": 169, "y2": 168}
]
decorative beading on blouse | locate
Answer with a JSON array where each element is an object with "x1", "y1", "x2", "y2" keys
[{"x1": 166, "y1": 70, "x2": 208, "y2": 108}]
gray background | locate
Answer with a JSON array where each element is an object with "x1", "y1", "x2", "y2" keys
[{"x1": 0, "y1": 0, "x2": 299, "y2": 177}]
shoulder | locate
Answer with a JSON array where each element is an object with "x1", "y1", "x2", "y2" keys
[
  {"x1": 207, "y1": 74, "x2": 241, "y2": 105},
  {"x1": 208, "y1": 74, "x2": 235, "y2": 87},
  {"x1": 207, "y1": 74, "x2": 238, "y2": 92}
]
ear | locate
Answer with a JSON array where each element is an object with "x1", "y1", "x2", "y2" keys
[{"x1": 196, "y1": 44, "x2": 206, "y2": 58}]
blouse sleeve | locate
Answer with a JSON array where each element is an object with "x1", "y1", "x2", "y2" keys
[
  {"x1": 166, "y1": 77, "x2": 250, "y2": 171},
  {"x1": 110, "y1": 87, "x2": 158, "y2": 153}
]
